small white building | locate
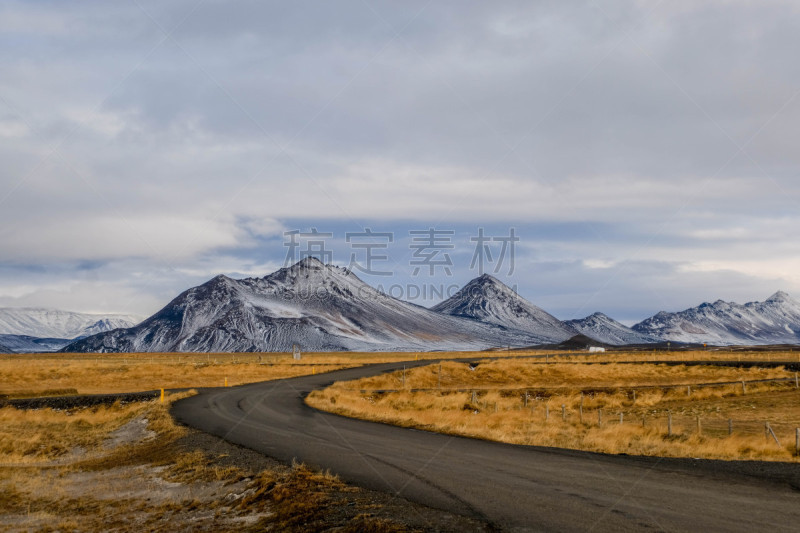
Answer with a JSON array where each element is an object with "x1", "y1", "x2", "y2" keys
[{"x1": 588, "y1": 346, "x2": 606, "y2": 353}]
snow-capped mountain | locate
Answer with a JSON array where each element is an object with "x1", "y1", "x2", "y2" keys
[
  {"x1": 431, "y1": 274, "x2": 578, "y2": 343},
  {"x1": 565, "y1": 312, "x2": 661, "y2": 345},
  {"x1": 63, "y1": 259, "x2": 552, "y2": 353},
  {"x1": 0, "y1": 308, "x2": 141, "y2": 339},
  {"x1": 0, "y1": 335, "x2": 72, "y2": 353},
  {"x1": 632, "y1": 291, "x2": 800, "y2": 345}
]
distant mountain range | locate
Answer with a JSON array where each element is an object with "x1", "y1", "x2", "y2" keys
[
  {"x1": 566, "y1": 313, "x2": 661, "y2": 345},
  {"x1": 632, "y1": 291, "x2": 800, "y2": 345},
  {"x1": 0, "y1": 308, "x2": 141, "y2": 339},
  {"x1": 0, "y1": 259, "x2": 791, "y2": 353},
  {"x1": 63, "y1": 258, "x2": 566, "y2": 353},
  {"x1": 0, "y1": 335, "x2": 82, "y2": 353},
  {"x1": 0, "y1": 308, "x2": 142, "y2": 353}
]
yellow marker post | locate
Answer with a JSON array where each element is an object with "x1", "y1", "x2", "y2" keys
[
  {"x1": 160, "y1": 388, "x2": 165, "y2": 403},
  {"x1": 225, "y1": 377, "x2": 228, "y2": 387},
  {"x1": 312, "y1": 366, "x2": 316, "y2": 375}
]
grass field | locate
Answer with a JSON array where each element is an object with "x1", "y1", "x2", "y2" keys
[
  {"x1": 0, "y1": 351, "x2": 459, "y2": 397},
  {"x1": 2, "y1": 348, "x2": 797, "y2": 397},
  {"x1": 505, "y1": 348, "x2": 800, "y2": 365},
  {"x1": 307, "y1": 355, "x2": 800, "y2": 462}
]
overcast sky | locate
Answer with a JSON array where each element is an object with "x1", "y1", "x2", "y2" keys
[{"x1": 1, "y1": 0, "x2": 800, "y2": 323}]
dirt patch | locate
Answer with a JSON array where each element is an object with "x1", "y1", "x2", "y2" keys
[
  {"x1": 103, "y1": 416, "x2": 156, "y2": 449},
  {"x1": 3, "y1": 391, "x2": 161, "y2": 410}
]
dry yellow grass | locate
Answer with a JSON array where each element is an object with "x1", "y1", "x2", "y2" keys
[
  {"x1": 7, "y1": 348, "x2": 793, "y2": 397},
  {"x1": 0, "y1": 402, "x2": 147, "y2": 464},
  {"x1": 497, "y1": 348, "x2": 800, "y2": 365},
  {"x1": 308, "y1": 359, "x2": 800, "y2": 461},
  {"x1": 0, "y1": 350, "x2": 469, "y2": 396},
  {"x1": 345, "y1": 359, "x2": 795, "y2": 391}
]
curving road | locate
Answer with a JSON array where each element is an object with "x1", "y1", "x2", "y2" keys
[{"x1": 172, "y1": 361, "x2": 800, "y2": 532}]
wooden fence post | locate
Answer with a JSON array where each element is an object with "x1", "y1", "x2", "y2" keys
[
  {"x1": 728, "y1": 419, "x2": 733, "y2": 436},
  {"x1": 794, "y1": 428, "x2": 800, "y2": 457},
  {"x1": 524, "y1": 391, "x2": 528, "y2": 407},
  {"x1": 619, "y1": 412, "x2": 624, "y2": 425},
  {"x1": 561, "y1": 404, "x2": 566, "y2": 421},
  {"x1": 796, "y1": 428, "x2": 799, "y2": 457},
  {"x1": 632, "y1": 390, "x2": 637, "y2": 403},
  {"x1": 668, "y1": 410, "x2": 673, "y2": 436},
  {"x1": 766, "y1": 422, "x2": 781, "y2": 447},
  {"x1": 696, "y1": 415, "x2": 701, "y2": 435},
  {"x1": 598, "y1": 408, "x2": 603, "y2": 427},
  {"x1": 687, "y1": 386, "x2": 691, "y2": 397},
  {"x1": 742, "y1": 380, "x2": 746, "y2": 394},
  {"x1": 579, "y1": 393, "x2": 584, "y2": 423},
  {"x1": 545, "y1": 404, "x2": 550, "y2": 421}
]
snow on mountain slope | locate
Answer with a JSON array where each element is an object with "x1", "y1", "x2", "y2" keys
[
  {"x1": 431, "y1": 274, "x2": 577, "y2": 343},
  {"x1": 0, "y1": 334, "x2": 71, "y2": 353},
  {"x1": 63, "y1": 259, "x2": 549, "y2": 353},
  {"x1": 0, "y1": 308, "x2": 142, "y2": 339},
  {"x1": 632, "y1": 291, "x2": 800, "y2": 345},
  {"x1": 565, "y1": 312, "x2": 660, "y2": 345}
]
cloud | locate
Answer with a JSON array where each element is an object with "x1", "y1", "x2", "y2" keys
[
  {"x1": 0, "y1": 1, "x2": 799, "y2": 317},
  {"x1": 0, "y1": 202, "x2": 285, "y2": 265}
]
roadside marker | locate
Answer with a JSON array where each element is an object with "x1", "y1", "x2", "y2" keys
[{"x1": 160, "y1": 388, "x2": 164, "y2": 403}]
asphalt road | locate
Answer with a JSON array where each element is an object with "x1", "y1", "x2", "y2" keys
[{"x1": 172, "y1": 361, "x2": 800, "y2": 532}]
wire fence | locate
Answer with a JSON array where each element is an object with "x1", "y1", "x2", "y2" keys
[
  {"x1": 354, "y1": 373, "x2": 800, "y2": 394},
  {"x1": 352, "y1": 372, "x2": 800, "y2": 458}
]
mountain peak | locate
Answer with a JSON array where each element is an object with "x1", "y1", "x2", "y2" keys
[
  {"x1": 294, "y1": 256, "x2": 326, "y2": 269},
  {"x1": 431, "y1": 276, "x2": 575, "y2": 342},
  {"x1": 767, "y1": 290, "x2": 791, "y2": 302},
  {"x1": 463, "y1": 273, "x2": 514, "y2": 295},
  {"x1": 566, "y1": 312, "x2": 660, "y2": 345}
]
